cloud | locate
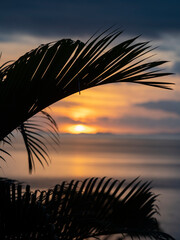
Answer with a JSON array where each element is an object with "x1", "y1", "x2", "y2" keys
[
  {"x1": 52, "y1": 112, "x2": 180, "y2": 134},
  {"x1": 97, "y1": 116, "x2": 180, "y2": 129},
  {"x1": 136, "y1": 100, "x2": 180, "y2": 116},
  {"x1": 172, "y1": 61, "x2": 180, "y2": 74},
  {"x1": 1, "y1": 0, "x2": 180, "y2": 41},
  {"x1": 55, "y1": 116, "x2": 82, "y2": 125},
  {"x1": 53, "y1": 101, "x2": 80, "y2": 108}
]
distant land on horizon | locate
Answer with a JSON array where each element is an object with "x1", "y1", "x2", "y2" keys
[{"x1": 61, "y1": 132, "x2": 180, "y2": 140}]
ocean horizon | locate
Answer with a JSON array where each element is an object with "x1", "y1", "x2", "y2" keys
[{"x1": 1, "y1": 133, "x2": 180, "y2": 239}]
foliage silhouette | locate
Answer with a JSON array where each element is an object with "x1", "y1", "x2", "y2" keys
[
  {"x1": 0, "y1": 29, "x2": 175, "y2": 239},
  {"x1": 0, "y1": 29, "x2": 173, "y2": 172},
  {"x1": 0, "y1": 177, "x2": 175, "y2": 240}
]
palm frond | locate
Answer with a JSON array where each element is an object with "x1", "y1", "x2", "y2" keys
[
  {"x1": 0, "y1": 133, "x2": 13, "y2": 162},
  {"x1": 0, "y1": 148, "x2": 11, "y2": 162},
  {"x1": 17, "y1": 110, "x2": 59, "y2": 173},
  {"x1": 0, "y1": 177, "x2": 175, "y2": 240},
  {"x1": 0, "y1": 29, "x2": 173, "y2": 142}
]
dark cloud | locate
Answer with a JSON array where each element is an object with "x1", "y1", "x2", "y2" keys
[
  {"x1": 52, "y1": 112, "x2": 180, "y2": 132},
  {"x1": 54, "y1": 101, "x2": 80, "y2": 108},
  {"x1": 136, "y1": 100, "x2": 180, "y2": 116},
  {"x1": 120, "y1": 116, "x2": 180, "y2": 129},
  {"x1": 1, "y1": 0, "x2": 180, "y2": 41},
  {"x1": 171, "y1": 61, "x2": 180, "y2": 74},
  {"x1": 55, "y1": 116, "x2": 83, "y2": 125},
  {"x1": 97, "y1": 115, "x2": 180, "y2": 130}
]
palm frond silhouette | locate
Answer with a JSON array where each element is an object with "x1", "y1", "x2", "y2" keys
[
  {"x1": 0, "y1": 29, "x2": 173, "y2": 172},
  {"x1": 0, "y1": 177, "x2": 175, "y2": 240},
  {"x1": 0, "y1": 29, "x2": 175, "y2": 240}
]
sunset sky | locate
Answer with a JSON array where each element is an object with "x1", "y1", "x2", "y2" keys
[
  {"x1": 1, "y1": 5, "x2": 180, "y2": 238},
  {"x1": 1, "y1": 0, "x2": 180, "y2": 136}
]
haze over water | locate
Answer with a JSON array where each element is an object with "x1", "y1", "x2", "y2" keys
[{"x1": 2, "y1": 133, "x2": 180, "y2": 239}]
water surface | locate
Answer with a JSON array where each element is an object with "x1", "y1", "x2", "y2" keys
[{"x1": 2, "y1": 134, "x2": 180, "y2": 239}]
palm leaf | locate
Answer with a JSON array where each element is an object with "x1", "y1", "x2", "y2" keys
[
  {"x1": 0, "y1": 134, "x2": 13, "y2": 161},
  {"x1": 17, "y1": 110, "x2": 59, "y2": 173},
  {"x1": 0, "y1": 177, "x2": 175, "y2": 240},
  {"x1": 0, "y1": 29, "x2": 173, "y2": 143}
]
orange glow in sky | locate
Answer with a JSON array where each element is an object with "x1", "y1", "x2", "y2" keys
[
  {"x1": 71, "y1": 108, "x2": 94, "y2": 121},
  {"x1": 1, "y1": 38, "x2": 179, "y2": 136},
  {"x1": 50, "y1": 76, "x2": 180, "y2": 135}
]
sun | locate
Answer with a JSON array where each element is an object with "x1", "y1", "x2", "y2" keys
[
  {"x1": 67, "y1": 124, "x2": 96, "y2": 134},
  {"x1": 74, "y1": 124, "x2": 86, "y2": 132}
]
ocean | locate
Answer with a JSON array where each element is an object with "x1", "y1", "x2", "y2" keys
[{"x1": 1, "y1": 134, "x2": 180, "y2": 239}]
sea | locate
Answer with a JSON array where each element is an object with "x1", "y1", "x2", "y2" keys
[{"x1": 1, "y1": 133, "x2": 180, "y2": 239}]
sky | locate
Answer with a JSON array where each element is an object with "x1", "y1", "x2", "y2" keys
[
  {"x1": 1, "y1": 5, "x2": 180, "y2": 238},
  {"x1": 1, "y1": 0, "x2": 180, "y2": 136}
]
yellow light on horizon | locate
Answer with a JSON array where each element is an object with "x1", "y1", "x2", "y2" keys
[
  {"x1": 67, "y1": 124, "x2": 97, "y2": 134},
  {"x1": 75, "y1": 125, "x2": 85, "y2": 132}
]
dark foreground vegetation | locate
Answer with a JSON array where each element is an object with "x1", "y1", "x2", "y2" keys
[{"x1": 0, "y1": 177, "x2": 175, "y2": 240}]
